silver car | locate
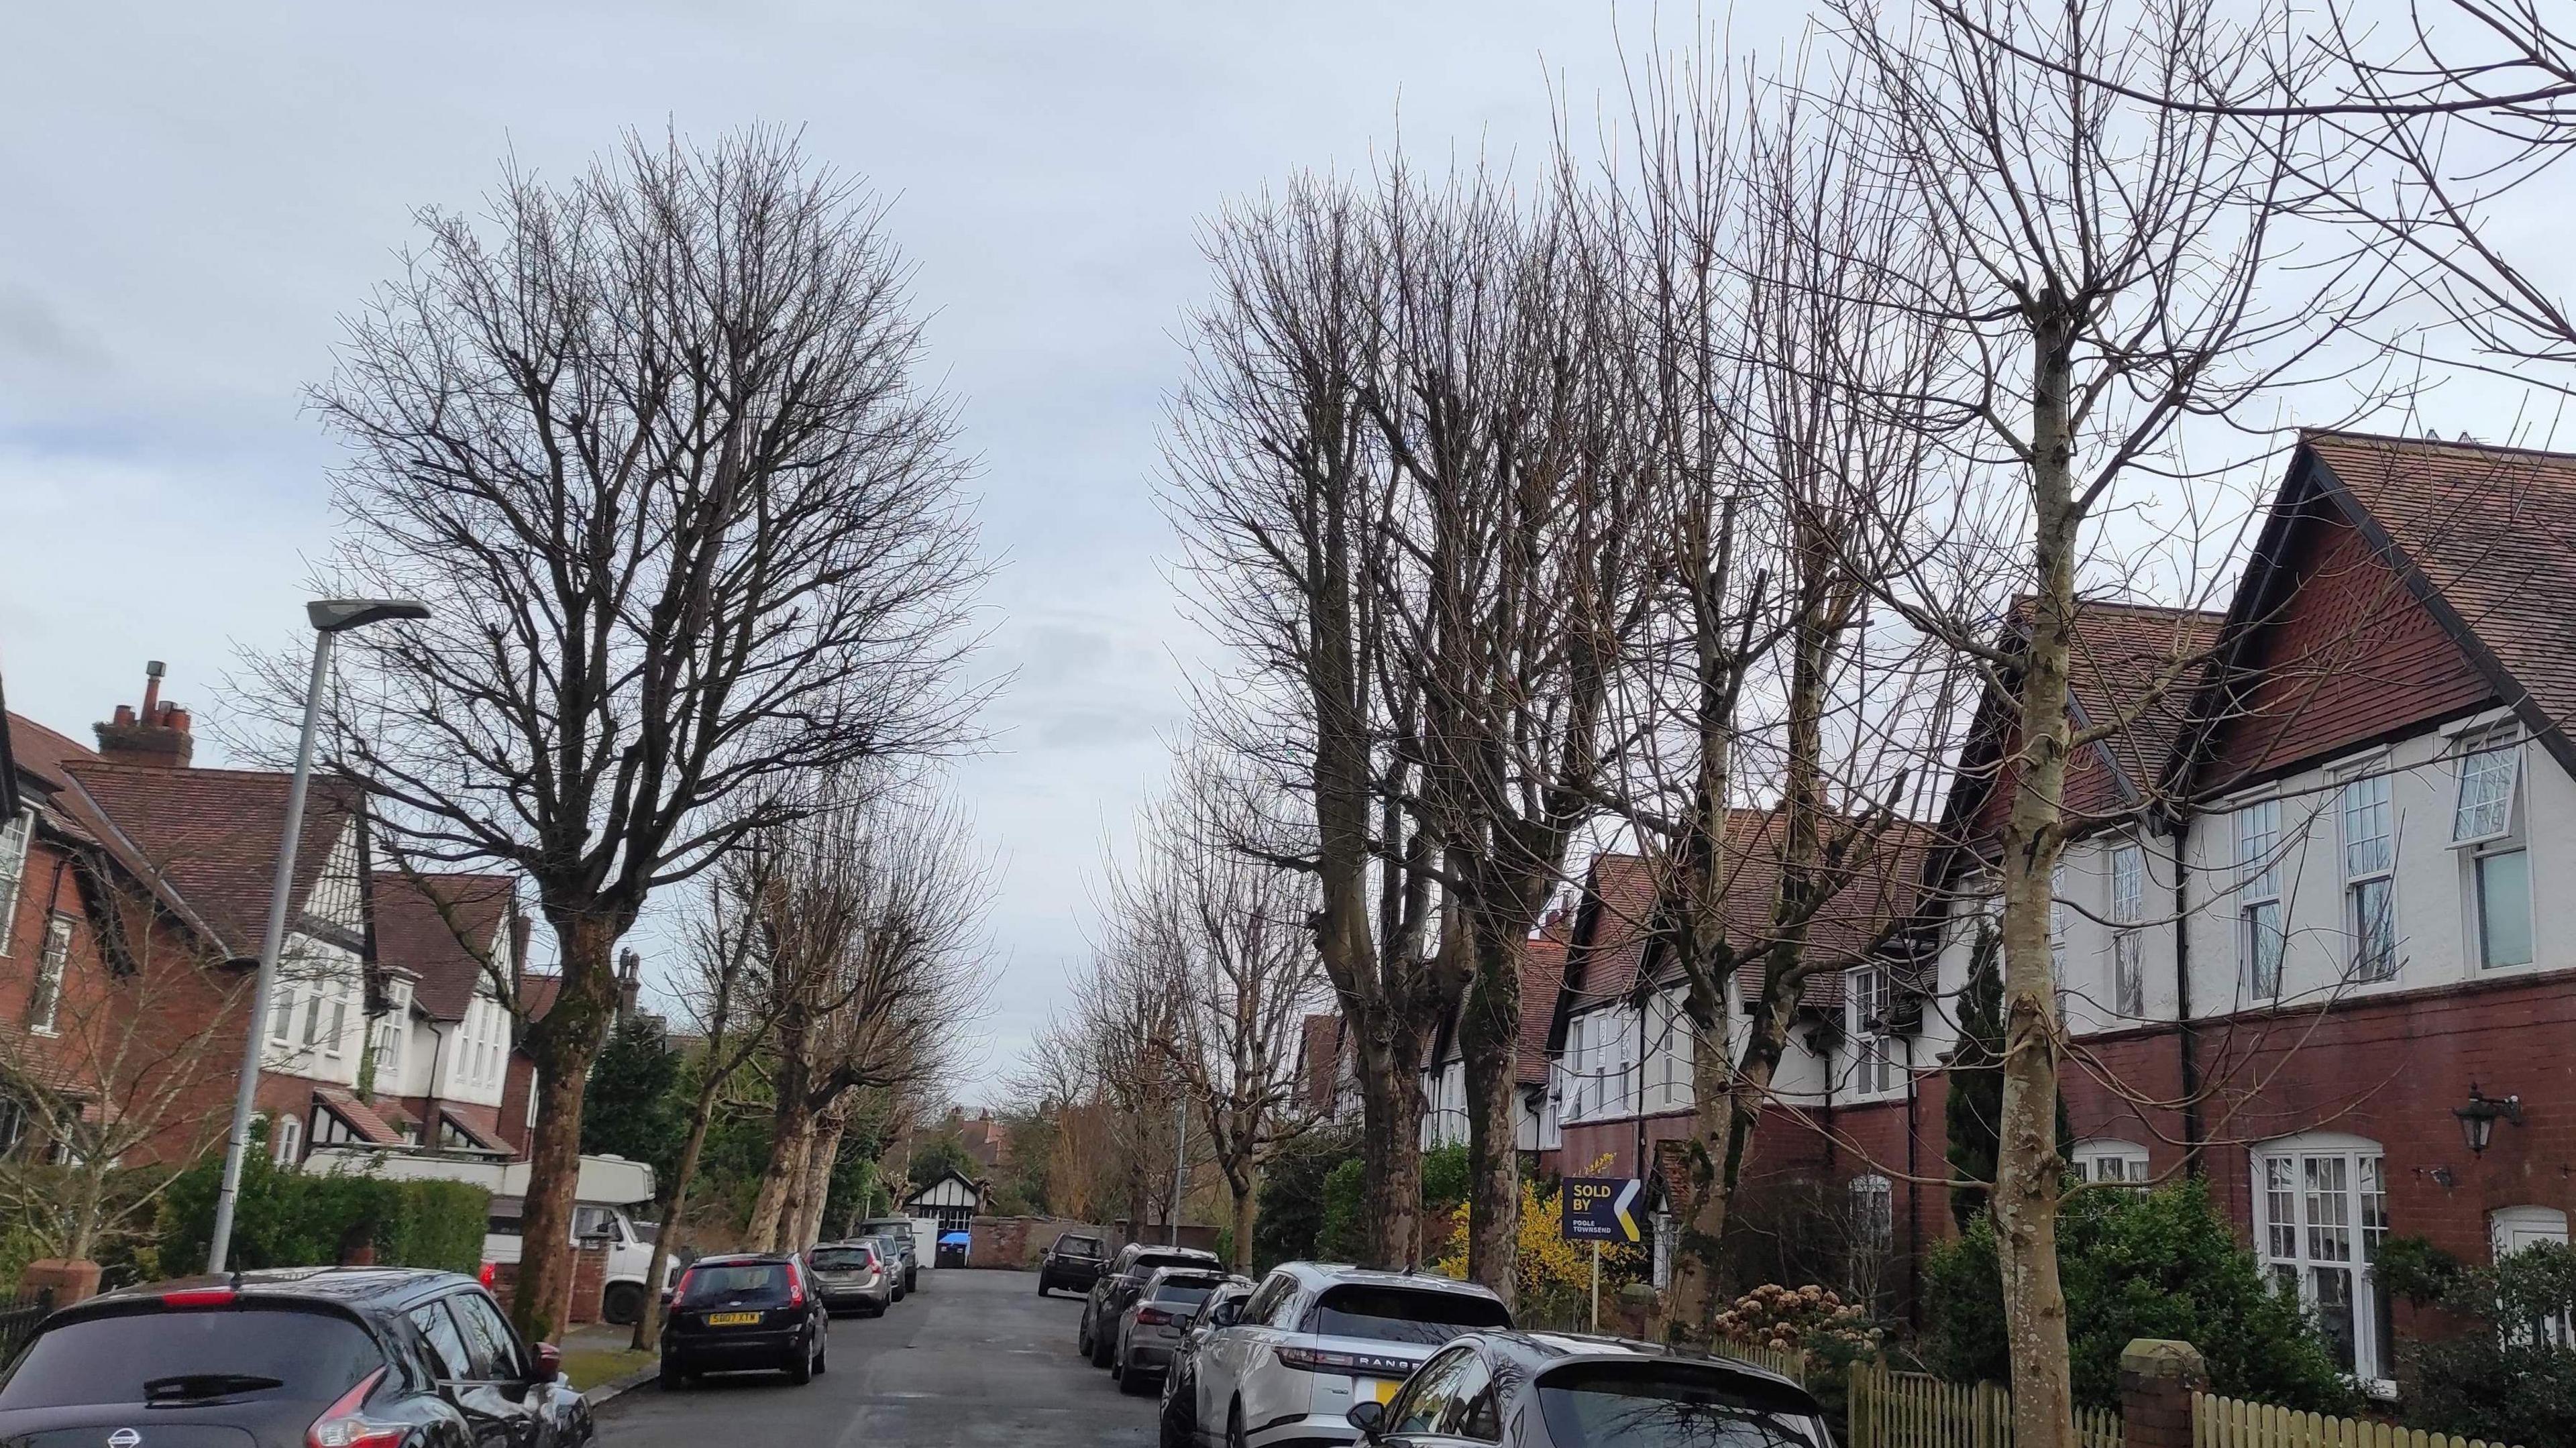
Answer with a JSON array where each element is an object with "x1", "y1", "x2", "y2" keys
[
  {"x1": 1113, "y1": 1266, "x2": 1238, "y2": 1394},
  {"x1": 808, "y1": 1240, "x2": 897, "y2": 1317},
  {"x1": 1181, "y1": 1263, "x2": 1511, "y2": 1447}
]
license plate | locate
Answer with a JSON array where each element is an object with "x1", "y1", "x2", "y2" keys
[
  {"x1": 1358, "y1": 1379, "x2": 1400, "y2": 1404},
  {"x1": 706, "y1": 1311, "x2": 761, "y2": 1326}
]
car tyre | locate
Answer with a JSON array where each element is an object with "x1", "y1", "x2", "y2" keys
[
  {"x1": 602, "y1": 1282, "x2": 645, "y2": 1327},
  {"x1": 1159, "y1": 1384, "x2": 1195, "y2": 1448},
  {"x1": 1090, "y1": 1322, "x2": 1116, "y2": 1368},
  {"x1": 658, "y1": 1357, "x2": 688, "y2": 1392},
  {"x1": 814, "y1": 1330, "x2": 828, "y2": 1377},
  {"x1": 786, "y1": 1335, "x2": 815, "y2": 1386},
  {"x1": 1077, "y1": 1310, "x2": 1093, "y2": 1357},
  {"x1": 1119, "y1": 1363, "x2": 1154, "y2": 1396}
]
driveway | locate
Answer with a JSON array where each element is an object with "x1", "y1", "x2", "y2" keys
[{"x1": 595, "y1": 1267, "x2": 1157, "y2": 1448}]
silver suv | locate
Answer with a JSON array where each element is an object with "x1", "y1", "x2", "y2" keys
[{"x1": 1179, "y1": 1263, "x2": 1511, "y2": 1447}]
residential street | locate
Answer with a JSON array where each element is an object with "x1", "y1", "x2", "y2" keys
[{"x1": 595, "y1": 1269, "x2": 1158, "y2": 1448}]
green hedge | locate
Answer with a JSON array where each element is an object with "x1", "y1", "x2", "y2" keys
[{"x1": 158, "y1": 1133, "x2": 490, "y2": 1276}]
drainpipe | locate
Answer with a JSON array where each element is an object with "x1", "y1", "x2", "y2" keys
[{"x1": 2171, "y1": 818, "x2": 2202, "y2": 1175}]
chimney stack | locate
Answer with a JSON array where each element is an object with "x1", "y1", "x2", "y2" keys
[{"x1": 95, "y1": 661, "x2": 194, "y2": 768}]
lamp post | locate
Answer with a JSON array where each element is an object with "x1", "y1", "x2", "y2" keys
[{"x1": 207, "y1": 599, "x2": 429, "y2": 1274}]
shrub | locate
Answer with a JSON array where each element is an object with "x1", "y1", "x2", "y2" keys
[
  {"x1": 1922, "y1": 1179, "x2": 2355, "y2": 1416},
  {"x1": 158, "y1": 1140, "x2": 491, "y2": 1276},
  {"x1": 2387, "y1": 1237, "x2": 2576, "y2": 1447},
  {"x1": 1315, "y1": 1158, "x2": 1371, "y2": 1262},
  {"x1": 1716, "y1": 1283, "x2": 1880, "y2": 1357},
  {"x1": 1430, "y1": 1160, "x2": 1646, "y2": 1330}
]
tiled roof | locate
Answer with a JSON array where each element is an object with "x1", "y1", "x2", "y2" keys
[
  {"x1": 519, "y1": 972, "x2": 561, "y2": 1023},
  {"x1": 1562, "y1": 814, "x2": 1929, "y2": 1019},
  {"x1": 3, "y1": 712, "x2": 99, "y2": 798},
  {"x1": 2301, "y1": 431, "x2": 2576, "y2": 767},
  {"x1": 375, "y1": 872, "x2": 515, "y2": 1021},
  {"x1": 313, "y1": 1085, "x2": 406, "y2": 1146},
  {"x1": 440, "y1": 1108, "x2": 510, "y2": 1154},
  {"x1": 58, "y1": 761, "x2": 363, "y2": 960}
]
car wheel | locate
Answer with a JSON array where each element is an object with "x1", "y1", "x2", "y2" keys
[
  {"x1": 658, "y1": 1357, "x2": 688, "y2": 1392},
  {"x1": 1036, "y1": 1274, "x2": 1050, "y2": 1296},
  {"x1": 1119, "y1": 1363, "x2": 1154, "y2": 1396},
  {"x1": 786, "y1": 1335, "x2": 814, "y2": 1386},
  {"x1": 602, "y1": 1282, "x2": 645, "y2": 1327},
  {"x1": 814, "y1": 1329, "x2": 828, "y2": 1377},
  {"x1": 1090, "y1": 1323, "x2": 1116, "y2": 1368},
  {"x1": 1077, "y1": 1308, "x2": 1093, "y2": 1355},
  {"x1": 1159, "y1": 1382, "x2": 1196, "y2": 1448}
]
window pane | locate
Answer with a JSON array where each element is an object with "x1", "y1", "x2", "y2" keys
[
  {"x1": 2111, "y1": 846, "x2": 2144, "y2": 923},
  {"x1": 2244, "y1": 902, "x2": 2283, "y2": 997},
  {"x1": 2237, "y1": 800, "x2": 2281, "y2": 898},
  {"x1": 2305, "y1": 1156, "x2": 2352, "y2": 1262},
  {"x1": 2343, "y1": 775, "x2": 2392, "y2": 878},
  {"x1": 2115, "y1": 932, "x2": 2144, "y2": 1017},
  {"x1": 2349, "y1": 879, "x2": 2396, "y2": 981},
  {"x1": 2454, "y1": 740, "x2": 2517, "y2": 842},
  {"x1": 2479, "y1": 849, "x2": 2534, "y2": 969},
  {"x1": 2310, "y1": 1266, "x2": 2357, "y2": 1373}
]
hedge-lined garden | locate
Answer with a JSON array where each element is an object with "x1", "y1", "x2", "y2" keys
[{"x1": 154, "y1": 1137, "x2": 488, "y2": 1277}]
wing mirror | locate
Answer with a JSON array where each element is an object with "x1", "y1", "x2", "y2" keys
[
  {"x1": 531, "y1": 1343, "x2": 563, "y2": 1384},
  {"x1": 1207, "y1": 1299, "x2": 1242, "y2": 1328},
  {"x1": 1346, "y1": 1399, "x2": 1386, "y2": 1438}
]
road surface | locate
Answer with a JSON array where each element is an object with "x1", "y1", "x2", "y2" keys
[{"x1": 595, "y1": 1267, "x2": 1159, "y2": 1448}]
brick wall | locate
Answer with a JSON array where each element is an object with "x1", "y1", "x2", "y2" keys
[{"x1": 487, "y1": 1241, "x2": 611, "y2": 1330}]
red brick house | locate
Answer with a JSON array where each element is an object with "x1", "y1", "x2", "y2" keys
[{"x1": 1664, "y1": 429, "x2": 2576, "y2": 1394}]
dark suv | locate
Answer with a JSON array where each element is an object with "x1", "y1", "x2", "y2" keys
[
  {"x1": 1080, "y1": 1243, "x2": 1222, "y2": 1368},
  {"x1": 1036, "y1": 1233, "x2": 1108, "y2": 1297},
  {"x1": 0, "y1": 1268, "x2": 588, "y2": 1448},
  {"x1": 659, "y1": 1252, "x2": 829, "y2": 1388}
]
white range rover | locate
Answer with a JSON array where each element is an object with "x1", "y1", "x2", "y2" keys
[{"x1": 1183, "y1": 1262, "x2": 1511, "y2": 1448}]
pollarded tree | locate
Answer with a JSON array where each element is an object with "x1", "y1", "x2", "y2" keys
[{"x1": 292, "y1": 129, "x2": 987, "y2": 1336}]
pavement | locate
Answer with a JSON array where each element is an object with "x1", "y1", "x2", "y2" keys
[{"x1": 594, "y1": 1268, "x2": 1160, "y2": 1448}]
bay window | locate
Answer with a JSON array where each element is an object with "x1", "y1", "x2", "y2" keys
[
  {"x1": 2339, "y1": 769, "x2": 2398, "y2": 981},
  {"x1": 2072, "y1": 1139, "x2": 2151, "y2": 1185},
  {"x1": 2235, "y1": 799, "x2": 2284, "y2": 999},
  {"x1": 2255, "y1": 1135, "x2": 2390, "y2": 1384},
  {"x1": 0, "y1": 809, "x2": 30, "y2": 956}
]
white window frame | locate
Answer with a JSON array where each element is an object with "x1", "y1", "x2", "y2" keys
[
  {"x1": 2491, "y1": 1206, "x2": 2571, "y2": 1347},
  {"x1": 2110, "y1": 842, "x2": 2146, "y2": 1018},
  {"x1": 2337, "y1": 765, "x2": 2398, "y2": 983},
  {"x1": 273, "y1": 1112, "x2": 303, "y2": 1166},
  {"x1": 2451, "y1": 726, "x2": 2522, "y2": 846},
  {"x1": 30, "y1": 915, "x2": 69, "y2": 1036},
  {"x1": 0, "y1": 809, "x2": 31, "y2": 958},
  {"x1": 2253, "y1": 1134, "x2": 2390, "y2": 1387},
  {"x1": 2235, "y1": 799, "x2": 2285, "y2": 999},
  {"x1": 2072, "y1": 1139, "x2": 2151, "y2": 1186},
  {"x1": 323, "y1": 979, "x2": 348, "y2": 1059},
  {"x1": 1849, "y1": 1173, "x2": 1894, "y2": 1244},
  {"x1": 1847, "y1": 966, "x2": 1899, "y2": 1097}
]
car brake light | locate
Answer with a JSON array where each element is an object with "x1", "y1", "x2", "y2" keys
[
  {"x1": 160, "y1": 1288, "x2": 237, "y2": 1307},
  {"x1": 784, "y1": 1261, "x2": 806, "y2": 1308},
  {"x1": 1134, "y1": 1306, "x2": 1174, "y2": 1327},
  {"x1": 478, "y1": 1262, "x2": 496, "y2": 1288},
  {"x1": 307, "y1": 1366, "x2": 402, "y2": 1448},
  {"x1": 1273, "y1": 1344, "x2": 1419, "y2": 1379}
]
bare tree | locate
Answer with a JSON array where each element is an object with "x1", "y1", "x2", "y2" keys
[
  {"x1": 743, "y1": 785, "x2": 992, "y2": 1251},
  {"x1": 1165, "y1": 180, "x2": 1454, "y2": 1266},
  {"x1": 1825, "y1": 2, "x2": 2377, "y2": 1438},
  {"x1": 1111, "y1": 742, "x2": 1327, "y2": 1272},
  {"x1": 280, "y1": 129, "x2": 987, "y2": 1335}
]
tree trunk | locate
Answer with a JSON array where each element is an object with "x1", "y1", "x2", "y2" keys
[
  {"x1": 631, "y1": 1074, "x2": 723, "y2": 1351},
  {"x1": 748, "y1": 1093, "x2": 818, "y2": 1251},
  {"x1": 1994, "y1": 304, "x2": 2080, "y2": 1448},
  {"x1": 511, "y1": 913, "x2": 620, "y2": 1342},
  {"x1": 794, "y1": 1111, "x2": 848, "y2": 1249},
  {"x1": 1460, "y1": 922, "x2": 1522, "y2": 1309},
  {"x1": 1228, "y1": 1168, "x2": 1256, "y2": 1274},
  {"x1": 1356, "y1": 1021, "x2": 1432, "y2": 1268}
]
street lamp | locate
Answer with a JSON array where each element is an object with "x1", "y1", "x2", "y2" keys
[{"x1": 206, "y1": 598, "x2": 429, "y2": 1274}]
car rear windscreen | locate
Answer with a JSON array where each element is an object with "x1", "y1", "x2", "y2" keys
[
  {"x1": 0, "y1": 1307, "x2": 382, "y2": 1409},
  {"x1": 1059, "y1": 1237, "x2": 1103, "y2": 1256},
  {"x1": 678, "y1": 1262, "x2": 794, "y2": 1306},
  {"x1": 810, "y1": 1247, "x2": 875, "y2": 1271},
  {"x1": 1149, "y1": 1282, "x2": 1220, "y2": 1308},
  {"x1": 1536, "y1": 1362, "x2": 1828, "y2": 1448},
  {"x1": 1308, "y1": 1286, "x2": 1512, "y2": 1345},
  {"x1": 1131, "y1": 1251, "x2": 1212, "y2": 1276}
]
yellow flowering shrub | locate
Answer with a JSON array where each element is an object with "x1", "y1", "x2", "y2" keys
[{"x1": 1429, "y1": 1158, "x2": 1648, "y2": 1330}]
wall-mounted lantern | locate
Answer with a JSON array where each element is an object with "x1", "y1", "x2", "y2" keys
[{"x1": 2454, "y1": 1083, "x2": 2524, "y2": 1155}]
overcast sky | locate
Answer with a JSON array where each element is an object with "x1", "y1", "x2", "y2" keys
[
  {"x1": 5, "y1": 1, "x2": 2562, "y2": 1101},
  {"x1": 0, "y1": 2, "x2": 1829, "y2": 1097}
]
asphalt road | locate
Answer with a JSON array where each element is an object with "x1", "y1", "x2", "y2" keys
[{"x1": 595, "y1": 1267, "x2": 1159, "y2": 1448}]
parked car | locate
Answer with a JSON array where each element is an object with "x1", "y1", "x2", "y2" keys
[
  {"x1": 1344, "y1": 1331, "x2": 1835, "y2": 1447},
  {"x1": 0, "y1": 1267, "x2": 590, "y2": 1448},
  {"x1": 1037, "y1": 1231, "x2": 1109, "y2": 1296},
  {"x1": 1160, "y1": 1279, "x2": 1257, "y2": 1448},
  {"x1": 861, "y1": 1234, "x2": 910, "y2": 1302},
  {"x1": 853, "y1": 1218, "x2": 922, "y2": 1291},
  {"x1": 808, "y1": 1241, "x2": 897, "y2": 1317},
  {"x1": 1081, "y1": 1243, "x2": 1224, "y2": 1368},
  {"x1": 658, "y1": 1252, "x2": 829, "y2": 1389},
  {"x1": 1112, "y1": 1266, "x2": 1235, "y2": 1394},
  {"x1": 1181, "y1": 1262, "x2": 1511, "y2": 1448}
]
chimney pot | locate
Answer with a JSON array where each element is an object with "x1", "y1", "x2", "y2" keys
[
  {"x1": 163, "y1": 706, "x2": 191, "y2": 734},
  {"x1": 140, "y1": 661, "x2": 164, "y2": 720},
  {"x1": 111, "y1": 705, "x2": 135, "y2": 728}
]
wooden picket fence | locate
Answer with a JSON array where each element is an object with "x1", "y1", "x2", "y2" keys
[
  {"x1": 2192, "y1": 1393, "x2": 2522, "y2": 1448},
  {"x1": 1845, "y1": 1365, "x2": 2124, "y2": 1448},
  {"x1": 1711, "y1": 1338, "x2": 1809, "y2": 1386}
]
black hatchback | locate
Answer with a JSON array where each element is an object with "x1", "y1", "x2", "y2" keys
[
  {"x1": 658, "y1": 1253, "x2": 828, "y2": 1389},
  {"x1": 0, "y1": 1267, "x2": 588, "y2": 1448}
]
